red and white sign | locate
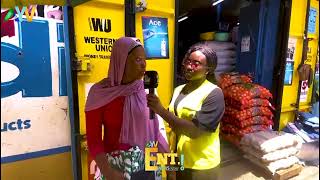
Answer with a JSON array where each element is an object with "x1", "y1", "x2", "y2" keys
[{"x1": 300, "y1": 80, "x2": 309, "y2": 102}]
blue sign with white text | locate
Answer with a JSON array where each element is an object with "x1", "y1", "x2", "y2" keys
[
  {"x1": 142, "y1": 16, "x2": 169, "y2": 59},
  {"x1": 308, "y1": 8, "x2": 317, "y2": 34}
]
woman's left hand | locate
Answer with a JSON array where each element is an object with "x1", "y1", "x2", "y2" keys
[{"x1": 147, "y1": 94, "x2": 165, "y2": 114}]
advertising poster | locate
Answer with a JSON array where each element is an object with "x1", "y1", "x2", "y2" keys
[
  {"x1": 1, "y1": 6, "x2": 71, "y2": 163},
  {"x1": 308, "y1": 8, "x2": 317, "y2": 34},
  {"x1": 142, "y1": 16, "x2": 169, "y2": 59},
  {"x1": 284, "y1": 37, "x2": 297, "y2": 85},
  {"x1": 284, "y1": 61, "x2": 294, "y2": 85}
]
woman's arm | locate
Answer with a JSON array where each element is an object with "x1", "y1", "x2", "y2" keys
[
  {"x1": 147, "y1": 88, "x2": 225, "y2": 139},
  {"x1": 95, "y1": 153, "x2": 124, "y2": 179},
  {"x1": 157, "y1": 106, "x2": 205, "y2": 139},
  {"x1": 85, "y1": 109, "x2": 124, "y2": 179},
  {"x1": 147, "y1": 95, "x2": 204, "y2": 139}
]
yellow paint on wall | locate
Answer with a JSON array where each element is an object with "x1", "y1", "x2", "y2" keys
[
  {"x1": 1, "y1": 152, "x2": 73, "y2": 180},
  {"x1": 74, "y1": 0, "x2": 175, "y2": 179},
  {"x1": 281, "y1": 38, "x2": 303, "y2": 109},
  {"x1": 280, "y1": 0, "x2": 319, "y2": 130}
]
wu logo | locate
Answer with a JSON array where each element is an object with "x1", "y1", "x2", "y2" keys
[{"x1": 89, "y1": 18, "x2": 111, "y2": 33}]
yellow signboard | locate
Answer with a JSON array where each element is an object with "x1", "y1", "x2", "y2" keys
[{"x1": 73, "y1": 1, "x2": 125, "y2": 179}]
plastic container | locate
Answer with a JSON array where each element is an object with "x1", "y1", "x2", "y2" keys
[
  {"x1": 200, "y1": 32, "x2": 215, "y2": 41},
  {"x1": 214, "y1": 32, "x2": 230, "y2": 42}
]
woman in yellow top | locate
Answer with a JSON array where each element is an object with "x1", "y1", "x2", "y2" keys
[{"x1": 147, "y1": 43, "x2": 225, "y2": 180}]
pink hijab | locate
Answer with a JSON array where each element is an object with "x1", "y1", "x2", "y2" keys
[{"x1": 85, "y1": 37, "x2": 169, "y2": 153}]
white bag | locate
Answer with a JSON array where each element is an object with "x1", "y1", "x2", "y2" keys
[
  {"x1": 241, "y1": 145, "x2": 299, "y2": 162},
  {"x1": 240, "y1": 130, "x2": 302, "y2": 153},
  {"x1": 244, "y1": 154, "x2": 301, "y2": 175}
]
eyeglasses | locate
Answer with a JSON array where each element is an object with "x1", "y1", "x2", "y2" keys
[
  {"x1": 135, "y1": 57, "x2": 146, "y2": 64},
  {"x1": 182, "y1": 59, "x2": 205, "y2": 69}
]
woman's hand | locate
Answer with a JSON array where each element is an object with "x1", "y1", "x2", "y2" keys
[
  {"x1": 95, "y1": 153, "x2": 124, "y2": 180},
  {"x1": 103, "y1": 166, "x2": 124, "y2": 180},
  {"x1": 167, "y1": 171, "x2": 176, "y2": 180},
  {"x1": 147, "y1": 94, "x2": 165, "y2": 114}
]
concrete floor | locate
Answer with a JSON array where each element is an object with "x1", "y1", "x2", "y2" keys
[{"x1": 218, "y1": 139, "x2": 319, "y2": 180}]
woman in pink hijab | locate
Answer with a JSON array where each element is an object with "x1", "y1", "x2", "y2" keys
[{"x1": 85, "y1": 37, "x2": 169, "y2": 180}]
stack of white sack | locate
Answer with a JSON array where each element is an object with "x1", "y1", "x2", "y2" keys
[
  {"x1": 240, "y1": 130, "x2": 303, "y2": 175},
  {"x1": 197, "y1": 41, "x2": 237, "y2": 81}
]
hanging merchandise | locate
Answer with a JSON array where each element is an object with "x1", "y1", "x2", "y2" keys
[{"x1": 297, "y1": 56, "x2": 314, "y2": 103}]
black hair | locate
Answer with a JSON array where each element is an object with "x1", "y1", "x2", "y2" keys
[{"x1": 183, "y1": 43, "x2": 218, "y2": 84}]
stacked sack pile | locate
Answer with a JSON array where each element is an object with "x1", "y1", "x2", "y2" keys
[
  {"x1": 240, "y1": 131, "x2": 303, "y2": 175},
  {"x1": 218, "y1": 73, "x2": 274, "y2": 145},
  {"x1": 198, "y1": 41, "x2": 237, "y2": 81}
]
